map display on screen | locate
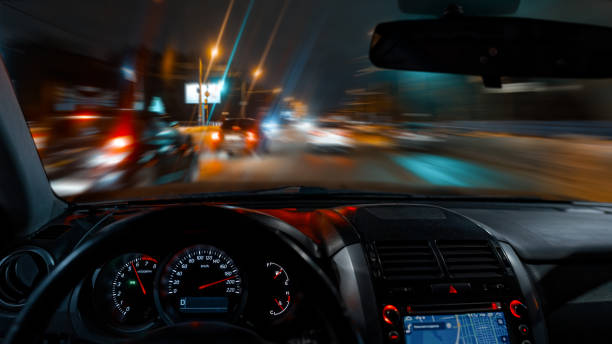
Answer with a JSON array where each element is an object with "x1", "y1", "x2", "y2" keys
[{"x1": 404, "y1": 312, "x2": 510, "y2": 344}]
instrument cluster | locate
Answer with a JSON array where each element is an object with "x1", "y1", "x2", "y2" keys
[{"x1": 86, "y1": 244, "x2": 297, "y2": 335}]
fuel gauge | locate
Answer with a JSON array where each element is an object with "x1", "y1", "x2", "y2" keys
[{"x1": 265, "y1": 262, "x2": 291, "y2": 317}]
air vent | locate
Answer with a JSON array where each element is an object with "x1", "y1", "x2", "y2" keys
[
  {"x1": 0, "y1": 247, "x2": 54, "y2": 310},
  {"x1": 375, "y1": 241, "x2": 443, "y2": 280},
  {"x1": 437, "y1": 240, "x2": 503, "y2": 278}
]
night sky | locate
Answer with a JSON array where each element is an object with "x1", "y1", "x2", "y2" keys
[{"x1": 2, "y1": 0, "x2": 612, "y2": 114}]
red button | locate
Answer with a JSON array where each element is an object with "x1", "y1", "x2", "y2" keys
[
  {"x1": 382, "y1": 305, "x2": 399, "y2": 325},
  {"x1": 388, "y1": 330, "x2": 400, "y2": 342},
  {"x1": 510, "y1": 300, "x2": 527, "y2": 319}
]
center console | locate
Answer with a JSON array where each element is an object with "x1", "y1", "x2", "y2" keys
[
  {"x1": 343, "y1": 204, "x2": 542, "y2": 344},
  {"x1": 366, "y1": 240, "x2": 533, "y2": 344}
]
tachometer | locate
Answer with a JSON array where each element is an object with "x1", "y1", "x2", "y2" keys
[
  {"x1": 156, "y1": 245, "x2": 244, "y2": 323},
  {"x1": 93, "y1": 254, "x2": 158, "y2": 331}
]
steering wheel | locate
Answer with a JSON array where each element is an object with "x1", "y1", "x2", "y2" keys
[{"x1": 4, "y1": 206, "x2": 361, "y2": 343}]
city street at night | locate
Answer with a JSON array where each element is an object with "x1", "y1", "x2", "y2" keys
[{"x1": 184, "y1": 126, "x2": 612, "y2": 202}]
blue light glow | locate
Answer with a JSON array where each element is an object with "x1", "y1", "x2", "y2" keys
[
  {"x1": 148, "y1": 96, "x2": 166, "y2": 114},
  {"x1": 208, "y1": 0, "x2": 255, "y2": 124},
  {"x1": 392, "y1": 154, "x2": 517, "y2": 188}
]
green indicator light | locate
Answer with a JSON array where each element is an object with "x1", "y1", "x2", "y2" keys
[{"x1": 129, "y1": 280, "x2": 137, "y2": 286}]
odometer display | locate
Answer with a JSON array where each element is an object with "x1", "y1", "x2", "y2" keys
[{"x1": 157, "y1": 245, "x2": 243, "y2": 322}]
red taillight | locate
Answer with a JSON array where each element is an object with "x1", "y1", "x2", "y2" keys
[
  {"x1": 211, "y1": 131, "x2": 221, "y2": 141},
  {"x1": 107, "y1": 135, "x2": 133, "y2": 150},
  {"x1": 246, "y1": 131, "x2": 257, "y2": 142},
  {"x1": 69, "y1": 113, "x2": 100, "y2": 120}
]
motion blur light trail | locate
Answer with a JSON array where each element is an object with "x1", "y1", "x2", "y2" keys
[
  {"x1": 273, "y1": 7, "x2": 329, "y2": 114},
  {"x1": 208, "y1": 0, "x2": 255, "y2": 124},
  {"x1": 203, "y1": 0, "x2": 235, "y2": 84},
  {"x1": 245, "y1": 0, "x2": 291, "y2": 101}
]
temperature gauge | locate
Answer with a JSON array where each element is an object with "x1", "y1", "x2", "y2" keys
[{"x1": 265, "y1": 262, "x2": 291, "y2": 317}]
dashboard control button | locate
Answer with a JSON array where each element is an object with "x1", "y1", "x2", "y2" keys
[
  {"x1": 431, "y1": 283, "x2": 471, "y2": 295},
  {"x1": 382, "y1": 305, "x2": 400, "y2": 325},
  {"x1": 485, "y1": 282, "x2": 507, "y2": 292},
  {"x1": 388, "y1": 330, "x2": 400, "y2": 342},
  {"x1": 388, "y1": 286, "x2": 414, "y2": 296},
  {"x1": 509, "y1": 300, "x2": 527, "y2": 319},
  {"x1": 518, "y1": 324, "x2": 529, "y2": 335}
]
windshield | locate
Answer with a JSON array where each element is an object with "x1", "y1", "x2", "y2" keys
[{"x1": 1, "y1": 0, "x2": 611, "y2": 202}]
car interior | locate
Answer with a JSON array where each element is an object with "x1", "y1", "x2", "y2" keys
[{"x1": 2, "y1": 1, "x2": 612, "y2": 343}]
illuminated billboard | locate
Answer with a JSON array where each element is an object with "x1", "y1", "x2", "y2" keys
[{"x1": 185, "y1": 82, "x2": 223, "y2": 104}]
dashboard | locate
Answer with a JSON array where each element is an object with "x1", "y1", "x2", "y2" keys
[{"x1": 1, "y1": 199, "x2": 612, "y2": 343}]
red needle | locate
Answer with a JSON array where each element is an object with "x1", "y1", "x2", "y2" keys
[
  {"x1": 274, "y1": 298, "x2": 283, "y2": 310},
  {"x1": 131, "y1": 262, "x2": 146, "y2": 295},
  {"x1": 273, "y1": 268, "x2": 283, "y2": 280},
  {"x1": 198, "y1": 275, "x2": 236, "y2": 290}
]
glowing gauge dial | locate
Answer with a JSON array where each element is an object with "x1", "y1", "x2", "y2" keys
[
  {"x1": 157, "y1": 245, "x2": 244, "y2": 322},
  {"x1": 110, "y1": 256, "x2": 158, "y2": 325},
  {"x1": 265, "y1": 262, "x2": 291, "y2": 317},
  {"x1": 93, "y1": 254, "x2": 159, "y2": 331}
]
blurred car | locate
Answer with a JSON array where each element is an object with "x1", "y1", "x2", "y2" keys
[
  {"x1": 307, "y1": 120, "x2": 354, "y2": 152},
  {"x1": 37, "y1": 111, "x2": 196, "y2": 194},
  {"x1": 390, "y1": 122, "x2": 445, "y2": 151},
  {"x1": 209, "y1": 118, "x2": 269, "y2": 155}
]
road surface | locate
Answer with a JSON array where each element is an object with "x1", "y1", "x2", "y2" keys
[{"x1": 194, "y1": 129, "x2": 612, "y2": 202}]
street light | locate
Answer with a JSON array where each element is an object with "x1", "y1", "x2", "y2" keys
[
  {"x1": 253, "y1": 68, "x2": 262, "y2": 79},
  {"x1": 211, "y1": 47, "x2": 219, "y2": 59}
]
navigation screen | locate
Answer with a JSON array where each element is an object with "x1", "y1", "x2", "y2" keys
[{"x1": 404, "y1": 312, "x2": 509, "y2": 344}]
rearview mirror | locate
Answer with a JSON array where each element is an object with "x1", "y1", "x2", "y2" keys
[
  {"x1": 397, "y1": 0, "x2": 519, "y2": 15},
  {"x1": 369, "y1": 17, "x2": 612, "y2": 87}
]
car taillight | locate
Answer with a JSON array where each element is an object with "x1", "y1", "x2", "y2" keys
[
  {"x1": 107, "y1": 135, "x2": 133, "y2": 150},
  {"x1": 88, "y1": 135, "x2": 134, "y2": 168},
  {"x1": 69, "y1": 113, "x2": 100, "y2": 120},
  {"x1": 211, "y1": 131, "x2": 221, "y2": 141},
  {"x1": 246, "y1": 131, "x2": 257, "y2": 142}
]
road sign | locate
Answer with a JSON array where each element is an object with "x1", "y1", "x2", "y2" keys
[{"x1": 185, "y1": 82, "x2": 222, "y2": 104}]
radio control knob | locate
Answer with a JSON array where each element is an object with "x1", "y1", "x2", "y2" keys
[
  {"x1": 510, "y1": 300, "x2": 527, "y2": 319},
  {"x1": 382, "y1": 305, "x2": 400, "y2": 325}
]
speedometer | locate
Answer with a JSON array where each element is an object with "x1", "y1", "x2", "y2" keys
[{"x1": 156, "y1": 245, "x2": 244, "y2": 323}]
